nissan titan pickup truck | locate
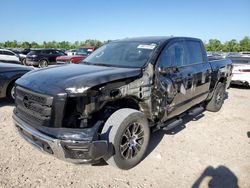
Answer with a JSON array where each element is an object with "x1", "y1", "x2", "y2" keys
[{"x1": 13, "y1": 37, "x2": 232, "y2": 170}]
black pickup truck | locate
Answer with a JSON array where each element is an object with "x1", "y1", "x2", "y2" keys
[{"x1": 13, "y1": 37, "x2": 232, "y2": 169}]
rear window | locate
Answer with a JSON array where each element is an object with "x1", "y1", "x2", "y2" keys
[{"x1": 184, "y1": 41, "x2": 203, "y2": 65}]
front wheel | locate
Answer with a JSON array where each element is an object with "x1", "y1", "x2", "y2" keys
[
  {"x1": 101, "y1": 108, "x2": 150, "y2": 170},
  {"x1": 206, "y1": 82, "x2": 226, "y2": 112}
]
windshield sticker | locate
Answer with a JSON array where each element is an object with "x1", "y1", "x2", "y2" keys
[{"x1": 137, "y1": 44, "x2": 156, "y2": 50}]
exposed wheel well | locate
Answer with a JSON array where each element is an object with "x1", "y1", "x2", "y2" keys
[
  {"x1": 104, "y1": 97, "x2": 140, "y2": 111},
  {"x1": 218, "y1": 77, "x2": 227, "y2": 84},
  {"x1": 40, "y1": 58, "x2": 48, "y2": 61},
  {"x1": 94, "y1": 97, "x2": 141, "y2": 128}
]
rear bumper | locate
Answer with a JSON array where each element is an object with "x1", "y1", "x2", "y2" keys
[
  {"x1": 13, "y1": 114, "x2": 108, "y2": 164},
  {"x1": 26, "y1": 59, "x2": 39, "y2": 66}
]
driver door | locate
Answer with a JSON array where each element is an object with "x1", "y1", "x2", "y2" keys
[{"x1": 156, "y1": 39, "x2": 193, "y2": 121}]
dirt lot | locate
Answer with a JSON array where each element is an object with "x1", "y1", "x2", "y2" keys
[{"x1": 0, "y1": 87, "x2": 249, "y2": 188}]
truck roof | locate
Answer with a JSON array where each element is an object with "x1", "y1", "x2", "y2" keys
[{"x1": 114, "y1": 36, "x2": 201, "y2": 43}]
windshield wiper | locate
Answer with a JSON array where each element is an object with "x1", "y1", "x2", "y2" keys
[{"x1": 91, "y1": 63, "x2": 114, "y2": 67}]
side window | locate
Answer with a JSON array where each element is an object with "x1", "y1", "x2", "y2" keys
[
  {"x1": 42, "y1": 50, "x2": 47, "y2": 55},
  {"x1": 157, "y1": 41, "x2": 185, "y2": 68},
  {"x1": 4, "y1": 51, "x2": 15, "y2": 56},
  {"x1": 52, "y1": 50, "x2": 58, "y2": 54},
  {"x1": 55, "y1": 50, "x2": 64, "y2": 55},
  {"x1": 184, "y1": 40, "x2": 203, "y2": 65},
  {"x1": 43, "y1": 50, "x2": 52, "y2": 55}
]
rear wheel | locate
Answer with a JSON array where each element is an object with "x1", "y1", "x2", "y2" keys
[
  {"x1": 39, "y1": 60, "x2": 48, "y2": 68},
  {"x1": 206, "y1": 82, "x2": 226, "y2": 112},
  {"x1": 101, "y1": 108, "x2": 150, "y2": 170}
]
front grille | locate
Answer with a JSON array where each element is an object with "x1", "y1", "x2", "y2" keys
[{"x1": 15, "y1": 86, "x2": 53, "y2": 127}]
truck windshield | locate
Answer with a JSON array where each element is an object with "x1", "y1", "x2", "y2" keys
[{"x1": 81, "y1": 41, "x2": 158, "y2": 68}]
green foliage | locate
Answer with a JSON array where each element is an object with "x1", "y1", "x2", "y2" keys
[
  {"x1": 206, "y1": 39, "x2": 223, "y2": 51},
  {"x1": 204, "y1": 36, "x2": 250, "y2": 52},
  {"x1": 0, "y1": 39, "x2": 105, "y2": 49},
  {"x1": 1, "y1": 37, "x2": 250, "y2": 52},
  {"x1": 239, "y1": 36, "x2": 250, "y2": 51}
]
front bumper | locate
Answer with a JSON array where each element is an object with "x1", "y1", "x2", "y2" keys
[{"x1": 13, "y1": 114, "x2": 108, "y2": 164}]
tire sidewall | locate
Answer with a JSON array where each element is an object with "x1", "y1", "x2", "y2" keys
[
  {"x1": 102, "y1": 109, "x2": 150, "y2": 170},
  {"x1": 214, "y1": 83, "x2": 226, "y2": 111}
]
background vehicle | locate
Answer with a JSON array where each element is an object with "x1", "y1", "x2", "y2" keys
[
  {"x1": 228, "y1": 56, "x2": 250, "y2": 86},
  {"x1": 239, "y1": 51, "x2": 250, "y2": 57},
  {"x1": 26, "y1": 49, "x2": 66, "y2": 67},
  {"x1": 65, "y1": 49, "x2": 77, "y2": 56},
  {"x1": 13, "y1": 37, "x2": 232, "y2": 170},
  {"x1": 0, "y1": 63, "x2": 33, "y2": 100},
  {"x1": 0, "y1": 49, "x2": 21, "y2": 64},
  {"x1": 56, "y1": 47, "x2": 95, "y2": 64},
  {"x1": 9, "y1": 48, "x2": 31, "y2": 65}
]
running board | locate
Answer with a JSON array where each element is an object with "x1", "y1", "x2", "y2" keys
[
  {"x1": 154, "y1": 106, "x2": 204, "y2": 132},
  {"x1": 162, "y1": 118, "x2": 183, "y2": 131},
  {"x1": 188, "y1": 106, "x2": 204, "y2": 116}
]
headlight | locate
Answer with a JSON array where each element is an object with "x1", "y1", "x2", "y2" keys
[{"x1": 65, "y1": 87, "x2": 89, "y2": 94}]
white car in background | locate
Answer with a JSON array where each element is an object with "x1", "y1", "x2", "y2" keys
[
  {"x1": 65, "y1": 49, "x2": 76, "y2": 56},
  {"x1": 0, "y1": 49, "x2": 20, "y2": 64},
  {"x1": 228, "y1": 56, "x2": 250, "y2": 86}
]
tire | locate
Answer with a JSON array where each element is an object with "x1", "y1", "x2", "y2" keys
[
  {"x1": 39, "y1": 60, "x2": 48, "y2": 68},
  {"x1": 101, "y1": 108, "x2": 150, "y2": 170},
  {"x1": 21, "y1": 58, "x2": 26, "y2": 65},
  {"x1": 7, "y1": 83, "x2": 15, "y2": 101},
  {"x1": 206, "y1": 82, "x2": 226, "y2": 112}
]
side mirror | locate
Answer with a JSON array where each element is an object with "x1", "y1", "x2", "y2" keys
[{"x1": 158, "y1": 67, "x2": 168, "y2": 74}]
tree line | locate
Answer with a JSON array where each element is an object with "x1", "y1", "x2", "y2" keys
[
  {"x1": 205, "y1": 36, "x2": 250, "y2": 52},
  {"x1": 0, "y1": 39, "x2": 105, "y2": 50},
  {"x1": 0, "y1": 37, "x2": 250, "y2": 52}
]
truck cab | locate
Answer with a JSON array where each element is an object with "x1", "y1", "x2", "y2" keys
[{"x1": 13, "y1": 37, "x2": 232, "y2": 169}]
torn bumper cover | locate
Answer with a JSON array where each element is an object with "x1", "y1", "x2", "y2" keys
[{"x1": 12, "y1": 114, "x2": 108, "y2": 164}]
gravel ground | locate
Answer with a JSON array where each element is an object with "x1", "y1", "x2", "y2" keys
[{"x1": 0, "y1": 87, "x2": 249, "y2": 188}]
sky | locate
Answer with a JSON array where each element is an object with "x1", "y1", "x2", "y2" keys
[{"x1": 0, "y1": 0, "x2": 249, "y2": 43}]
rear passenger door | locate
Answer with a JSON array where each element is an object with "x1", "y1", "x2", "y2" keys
[
  {"x1": 51, "y1": 50, "x2": 62, "y2": 63},
  {"x1": 183, "y1": 39, "x2": 211, "y2": 105},
  {"x1": 42, "y1": 50, "x2": 54, "y2": 63}
]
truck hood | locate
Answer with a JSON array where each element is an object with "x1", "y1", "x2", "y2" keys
[{"x1": 16, "y1": 64, "x2": 141, "y2": 96}]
